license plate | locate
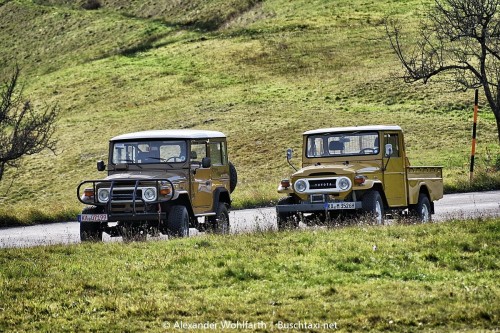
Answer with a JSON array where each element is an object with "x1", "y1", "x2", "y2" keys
[
  {"x1": 327, "y1": 202, "x2": 356, "y2": 210},
  {"x1": 78, "y1": 214, "x2": 108, "y2": 222}
]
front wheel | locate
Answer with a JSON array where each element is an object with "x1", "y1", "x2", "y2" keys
[
  {"x1": 167, "y1": 205, "x2": 190, "y2": 238},
  {"x1": 362, "y1": 191, "x2": 385, "y2": 224},
  {"x1": 277, "y1": 196, "x2": 299, "y2": 230},
  {"x1": 410, "y1": 193, "x2": 432, "y2": 223}
]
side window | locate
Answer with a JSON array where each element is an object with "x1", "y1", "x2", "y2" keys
[
  {"x1": 384, "y1": 133, "x2": 400, "y2": 157},
  {"x1": 209, "y1": 142, "x2": 225, "y2": 166},
  {"x1": 221, "y1": 141, "x2": 227, "y2": 165},
  {"x1": 190, "y1": 142, "x2": 207, "y2": 163}
]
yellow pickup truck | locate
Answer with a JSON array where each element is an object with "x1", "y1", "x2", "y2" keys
[{"x1": 276, "y1": 125, "x2": 443, "y2": 228}]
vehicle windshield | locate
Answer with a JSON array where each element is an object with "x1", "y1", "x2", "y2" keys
[
  {"x1": 306, "y1": 132, "x2": 379, "y2": 158},
  {"x1": 111, "y1": 140, "x2": 187, "y2": 164}
]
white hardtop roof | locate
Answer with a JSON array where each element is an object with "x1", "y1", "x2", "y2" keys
[
  {"x1": 110, "y1": 129, "x2": 226, "y2": 141},
  {"x1": 304, "y1": 125, "x2": 402, "y2": 135}
]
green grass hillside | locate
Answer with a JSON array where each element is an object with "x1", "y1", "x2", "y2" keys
[
  {"x1": 0, "y1": 219, "x2": 498, "y2": 332},
  {"x1": 0, "y1": 0, "x2": 499, "y2": 222}
]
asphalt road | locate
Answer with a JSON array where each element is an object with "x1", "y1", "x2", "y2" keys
[{"x1": 1, "y1": 191, "x2": 499, "y2": 248}]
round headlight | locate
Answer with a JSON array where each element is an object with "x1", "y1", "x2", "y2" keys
[
  {"x1": 294, "y1": 179, "x2": 307, "y2": 193},
  {"x1": 143, "y1": 188, "x2": 157, "y2": 201},
  {"x1": 337, "y1": 177, "x2": 351, "y2": 191},
  {"x1": 98, "y1": 188, "x2": 110, "y2": 203}
]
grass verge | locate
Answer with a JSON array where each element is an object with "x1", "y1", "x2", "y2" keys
[
  {"x1": 0, "y1": 218, "x2": 498, "y2": 332},
  {"x1": 0, "y1": 206, "x2": 79, "y2": 228}
]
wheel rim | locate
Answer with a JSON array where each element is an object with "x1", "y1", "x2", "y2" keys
[
  {"x1": 375, "y1": 200, "x2": 383, "y2": 224},
  {"x1": 421, "y1": 204, "x2": 430, "y2": 223},
  {"x1": 218, "y1": 214, "x2": 229, "y2": 233},
  {"x1": 182, "y1": 211, "x2": 189, "y2": 236}
]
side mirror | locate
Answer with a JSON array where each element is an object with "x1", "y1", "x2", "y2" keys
[
  {"x1": 385, "y1": 144, "x2": 393, "y2": 158},
  {"x1": 97, "y1": 160, "x2": 106, "y2": 171},
  {"x1": 201, "y1": 157, "x2": 211, "y2": 168},
  {"x1": 286, "y1": 148, "x2": 297, "y2": 171}
]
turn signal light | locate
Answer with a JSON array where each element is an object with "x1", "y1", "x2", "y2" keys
[
  {"x1": 280, "y1": 179, "x2": 291, "y2": 189},
  {"x1": 84, "y1": 188, "x2": 94, "y2": 197},
  {"x1": 160, "y1": 187, "x2": 171, "y2": 196},
  {"x1": 354, "y1": 175, "x2": 366, "y2": 185}
]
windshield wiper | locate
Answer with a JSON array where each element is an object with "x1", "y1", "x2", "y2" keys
[
  {"x1": 148, "y1": 157, "x2": 173, "y2": 167},
  {"x1": 121, "y1": 159, "x2": 142, "y2": 169}
]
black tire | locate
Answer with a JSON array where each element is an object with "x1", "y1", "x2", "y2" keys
[
  {"x1": 80, "y1": 206, "x2": 103, "y2": 242},
  {"x1": 167, "y1": 205, "x2": 190, "y2": 238},
  {"x1": 208, "y1": 203, "x2": 230, "y2": 234},
  {"x1": 410, "y1": 193, "x2": 432, "y2": 223},
  {"x1": 229, "y1": 161, "x2": 237, "y2": 193},
  {"x1": 277, "y1": 196, "x2": 299, "y2": 230},
  {"x1": 362, "y1": 190, "x2": 385, "y2": 224}
]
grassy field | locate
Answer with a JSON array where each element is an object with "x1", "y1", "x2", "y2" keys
[
  {"x1": 0, "y1": 0, "x2": 499, "y2": 224},
  {"x1": 0, "y1": 218, "x2": 498, "y2": 332}
]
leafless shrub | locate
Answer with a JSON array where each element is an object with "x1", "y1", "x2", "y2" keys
[
  {"x1": 0, "y1": 66, "x2": 59, "y2": 182},
  {"x1": 82, "y1": 0, "x2": 101, "y2": 10}
]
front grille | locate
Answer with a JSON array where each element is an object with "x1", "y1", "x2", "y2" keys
[
  {"x1": 308, "y1": 179, "x2": 337, "y2": 189},
  {"x1": 110, "y1": 203, "x2": 148, "y2": 213},
  {"x1": 111, "y1": 188, "x2": 143, "y2": 201}
]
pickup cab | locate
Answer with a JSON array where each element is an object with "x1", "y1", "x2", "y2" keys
[{"x1": 276, "y1": 125, "x2": 443, "y2": 228}]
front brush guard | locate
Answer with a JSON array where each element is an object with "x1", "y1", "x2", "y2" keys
[{"x1": 77, "y1": 178, "x2": 175, "y2": 217}]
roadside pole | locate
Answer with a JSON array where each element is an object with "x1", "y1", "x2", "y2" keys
[{"x1": 470, "y1": 89, "x2": 478, "y2": 183}]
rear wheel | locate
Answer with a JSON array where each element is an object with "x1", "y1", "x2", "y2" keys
[
  {"x1": 80, "y1": 206, "x2": 103, "y2": 242},
  {"x1": 167, "y1": 205, "x2": 190, "y2": 238},
  {"x1": 411, "y1": 193, "x2": 432, "y2": 223},
  {"x1": 277, "y1": 196, "x2": 299, "y2": 230},
  {"x1": 362, "y1": 191, "x2": 385, "y2": 224},
  {"x1": 208, "y1": 203, "x2": 230, "y2": 234}
]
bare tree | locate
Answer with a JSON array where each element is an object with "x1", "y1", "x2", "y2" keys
[
  {"x1": 386, "y1": 0, "x2": 500, "y2": 142},
  {"x1": 0, "y1": 66, "x2": 59, "y2": 182}
]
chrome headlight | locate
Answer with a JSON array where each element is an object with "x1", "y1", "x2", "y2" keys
[
  {"x1": 294, "y1": 179, "x2": 307, "y2": 193},
  {"x1": 97, "y1": 188, "x2": 110, "y2": 203},
  {"x1": 143, "y1": 187, "x2": 157, "y2": 202},
  {"x1": 337, "y1": 177, "x2": 352, "y2": 191}
]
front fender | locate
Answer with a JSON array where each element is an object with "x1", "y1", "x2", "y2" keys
[{"x1": 353, "y1": 179, "x2": 381, "y2": 191}]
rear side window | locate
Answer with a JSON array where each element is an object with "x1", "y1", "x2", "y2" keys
[{"x1": 209, "y1": 141, "x2": 227, "y2": 166}]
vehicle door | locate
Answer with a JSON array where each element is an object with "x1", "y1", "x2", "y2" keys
[
  {"x1": 190, "y1": 141, "x2": 212, "y2": 214},
  {"x1": 382, "y1": 132, "x2": 408, "y2": 207}
]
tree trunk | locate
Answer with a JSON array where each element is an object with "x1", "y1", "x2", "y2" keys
[{"x1": 496, "y1": 115, "x2": 500, "y2": 145}]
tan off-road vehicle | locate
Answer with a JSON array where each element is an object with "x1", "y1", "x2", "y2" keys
[
  {"x1": 77, "y1": 130, "x2": 237, "y2": 241},
  {"x1": 276, "y1": 125, "x2": 443, "y2": 228}
]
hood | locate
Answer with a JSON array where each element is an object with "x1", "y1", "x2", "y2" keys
[
  {"x1": 105, "y1": 170, "x2": 187, "y2": 182},
  {"x1": 292, "y1": 162, "x2": 381, "y2": 178}
]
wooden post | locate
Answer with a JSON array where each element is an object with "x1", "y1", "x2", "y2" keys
[{"x1": 470, "y1": 89, "x2": 478, "y2": 183}]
